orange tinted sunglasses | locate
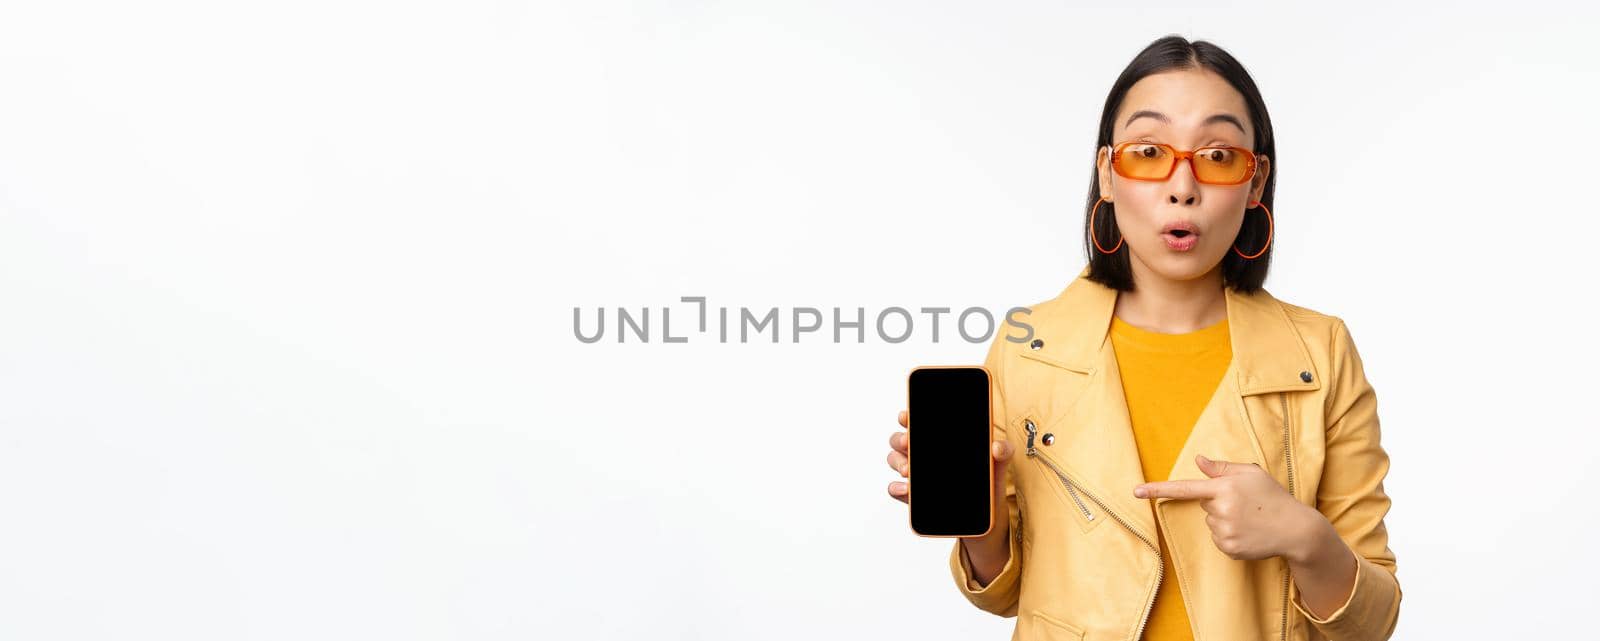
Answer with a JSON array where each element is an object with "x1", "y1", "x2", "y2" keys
[{"x1": 1107, "y1": 141, "x2": 1261, "y2": 186}]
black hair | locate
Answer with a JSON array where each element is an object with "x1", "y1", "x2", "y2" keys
[{"x1": 1084, "y1": 35, "x2": 1276, "y2": 293}]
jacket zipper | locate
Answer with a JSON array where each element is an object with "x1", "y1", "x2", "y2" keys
[
  {"x1": 1280, "y1": 392, "x2": 1296, "y2": 641},
  {"x1": 1025, "y1": 418, "x2": 1164, "y2": 640},
  {"x1": 1025, "y1": 420, "x2": 1094, "y2": 521}
]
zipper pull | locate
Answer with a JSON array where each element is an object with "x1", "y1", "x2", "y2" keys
[{"x1": 1024, "y1": 419, "x2": 1037, "y2": 456}]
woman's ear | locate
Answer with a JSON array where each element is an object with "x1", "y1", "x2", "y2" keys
[
  {"x1": 1250, "y1": 155, "x2": 1271, "y2": 202},
  {"x1": 1097, "y1": 146, "x2": 1115, "y2": 199}
]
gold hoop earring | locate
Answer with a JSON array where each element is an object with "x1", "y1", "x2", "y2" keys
[
  {"x1": 1090, "y1": 196, "x2": 1123, "y2": 254},
  {"x1": 1232, "y1": 200, "x2": 1273, "y2": 259}
]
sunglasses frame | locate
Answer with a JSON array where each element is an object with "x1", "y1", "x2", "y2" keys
[{"x1": 1106, "y1": 141, "x2": 1263, "y2": 186}]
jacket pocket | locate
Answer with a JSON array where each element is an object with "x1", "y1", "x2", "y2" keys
[{"x1": 1030, "y1": 610, "x2": 1086, "y2": 640}]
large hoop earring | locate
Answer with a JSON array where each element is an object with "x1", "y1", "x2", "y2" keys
[
  {"x1": 1090, "y1": 196, "x2": 1123, "y2": 254},
  {"x1": 1232, "y1": 200, "x2": 1273, "y2": 259}
]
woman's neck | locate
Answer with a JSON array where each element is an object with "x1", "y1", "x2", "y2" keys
[{"x1": 1113, "y1": 262, "x2": 1228, "y2": 334}]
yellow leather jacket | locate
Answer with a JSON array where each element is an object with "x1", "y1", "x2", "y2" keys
[{"x1": 950, "y1": 267, "x2": 1401, "y2": 640}]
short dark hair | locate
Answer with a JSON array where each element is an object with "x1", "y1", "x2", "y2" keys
[{"x1": 1084, "y1": 35, "x2": 1277, "y2": 293}]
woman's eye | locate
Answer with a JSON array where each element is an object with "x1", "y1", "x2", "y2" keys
[
  {"x1": 1134, "y1": 144, "x2": 1164, "y2": 158},
  {"x1": 1202, "y1": 148, "x2": 1234, "y2": 163}
]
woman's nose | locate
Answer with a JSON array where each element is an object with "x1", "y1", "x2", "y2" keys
[{"x1": 1167, "y1": 158, "x2": 1199, "y2": 205}]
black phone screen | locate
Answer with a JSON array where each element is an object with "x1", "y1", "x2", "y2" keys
[{"x1": 907, "y1": 367, "x2": 992, "y2": 537}]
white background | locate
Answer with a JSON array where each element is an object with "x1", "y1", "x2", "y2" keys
[{"x1": 2, "y1": 1, "x2": 1597, "y2": 639}]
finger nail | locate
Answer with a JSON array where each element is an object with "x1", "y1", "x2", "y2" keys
[{"x1": 1134, "y1": 487, "x2": 1147, "y2": 498}]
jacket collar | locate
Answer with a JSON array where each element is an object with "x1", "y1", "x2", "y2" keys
[
  {"x1": 1019, "y1": 266, "x2": 1322, "y2": 542},
  {"x1": 1037, "y1": 265, "x2": 1320, "y2": 397}
]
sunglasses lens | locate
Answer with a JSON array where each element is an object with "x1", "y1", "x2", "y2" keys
[
  {"x1": 1193, "y1": 147, "x2": 1253, "y2": 184},
  {"x1": 1113, "y1": 143, "x2": 1175, "y2": 180}
]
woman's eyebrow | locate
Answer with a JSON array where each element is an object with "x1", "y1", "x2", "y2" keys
[{"x1": 1123, "y1": 110, "x2": 1247, "y2": 135}]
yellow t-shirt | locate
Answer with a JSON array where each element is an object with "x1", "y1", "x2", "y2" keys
[{"x1": 1109, "y1": 314, "x2": 1233, "y2": 641}]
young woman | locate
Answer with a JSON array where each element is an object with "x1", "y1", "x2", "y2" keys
[{"x1": 885, "y1": 36, "x2": 1400, "y2": 640}]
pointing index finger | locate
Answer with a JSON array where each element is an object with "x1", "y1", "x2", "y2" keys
[{"x1": 1134, "y1": 479, "x2": 1219, "y2": 500}]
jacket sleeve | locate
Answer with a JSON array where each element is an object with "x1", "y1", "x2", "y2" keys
[
  {"x1": 947, "y1": 332, "x2": 1023, "y2": 617},
  {"x1": 1289, "y1": 319, "x2": 1402, "y2": 640}
]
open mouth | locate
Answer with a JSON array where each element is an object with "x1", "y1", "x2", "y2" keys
[{"x1": 1161, "y1": 224, "x2": 1199, "y2": 251}]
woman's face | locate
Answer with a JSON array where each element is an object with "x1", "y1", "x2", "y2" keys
[{"x1": 1096, "y1": 68, "x2": 1271, "y2": 284}]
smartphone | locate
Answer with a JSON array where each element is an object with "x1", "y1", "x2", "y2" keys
[{"x1": 906, "y1": 366, "x2": 994, "y2": 537}]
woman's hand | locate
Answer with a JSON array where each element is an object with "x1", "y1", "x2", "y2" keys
[
  {"x1": 885, "y1": 410, "x2": 913, "y2": 503},
  {"x1": 887, "y1": 409, "x2": 1017, "y2": 587},
  {"x1": 1134, "y1": 454, "x2": 1360, "y2": 619},
  {"x1": 886, "y1": 410, "x2": 1015, "y2": 539},
  {"x1": 1132, "y1": 454, "x2": 1324, "y2": 562}
]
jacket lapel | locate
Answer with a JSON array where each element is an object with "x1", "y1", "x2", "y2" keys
[
  {"x1": 1028, "y1": 266, "x2": 1324, "y2": 540},
  {"x1": 1159, "y1": 277, "x2": 1323, "y2": 492}
]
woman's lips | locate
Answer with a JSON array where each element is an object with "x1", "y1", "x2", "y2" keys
[
  {"x1": 1162, "y1": 229, "x2": 1198, "y2": 251},
  {"x1": 1159, "y1": 221, "x2": 1199, "y2": 251}
]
